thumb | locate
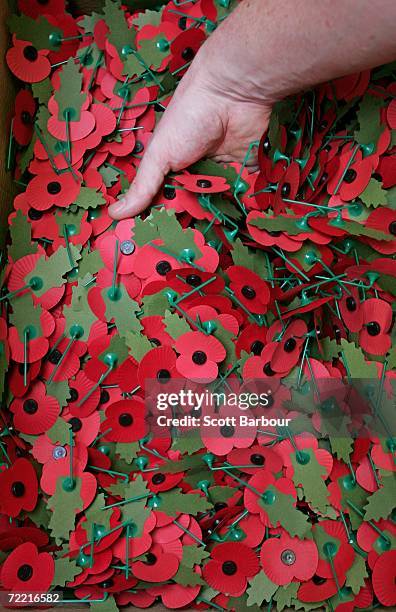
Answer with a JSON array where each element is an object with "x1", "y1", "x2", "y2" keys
[{"x1": 108, "y1": 140, "x2": 169, "y2": 219}]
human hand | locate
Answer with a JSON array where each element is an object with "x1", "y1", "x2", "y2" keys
[{"x1": 108, "y1": 51, "x2": 272, "y2": 220}]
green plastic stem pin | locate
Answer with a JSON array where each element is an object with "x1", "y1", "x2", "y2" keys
[
  {"x1": 77, "y1": 362, "x2": 115, "y2": 407},
  {"x1": 23, "y1": 328, "x2": 30, "y2": 387},
  {"x1": 33, "y1": 123, "x2": 60, "y2": 175},
  {"x1": 109, "y1": 239, "x2": 119, "y2": 300},
  {"x1": 173, "y1": 519, "x2": 205, "y2": 545},
  {"x1": 63, "y1": 224, "x2": 75, "y2": 269},
  {"x1": 333, "y1": 144, "x2": 360, "y2": 195},
  {"x1": 271, "y1": 247, "x2": 310, "y2": 282},
  {"x1": 346, "y1": 501, "x2": 391, "y2": 545}
]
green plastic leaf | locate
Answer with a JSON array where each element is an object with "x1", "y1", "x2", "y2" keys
[
  {"x1": 258, "y1": 485, "x2": 310, "y2": 538},
  {"x1": 119, "y1": 476, "x2": 151, "y2": 536},
  {"x1": 354, "y1": 95, "x2": 384, "y2": 148},
  {"x1": 52, "y1": 557, "x2": 82, "y2": 588},
  {"x1": 208, "y1": 486, "x2": 237, "y2": 504},
  {"x1": 339, "y1": 339, "x2": 378, "y2": 377},
  {"x1": 133, "y1": 8, "x2": 163, "y2": 28},
  {"x1": 173, "y1": 565, "x2": 204, "y2": 586},
  {"x1": 360, "y1": 178, "x2": 387, "y2": 208},
  {"x1": 27, "y1": 497, "x2": 51, "y2": 528},
  {"x1": 116, "y1": 441, "x2": 139, "y2": 464},
  {"x1": 125, "y1": 331, "x2": 153, "y2": 362},
  {"x1": 345, "y1": 553, "x2": 368, "y2": 595},
  {"x1": 103, "y1": 286, "x2": 142, "y2": 338},
  {"x1": 84, "y1": 493, "x2": 112, "y2": 535},
  {"x1": 273, "y1": 583, "x2": 299, "y2": 611},
  {"x1": 246, "y1": 572, "x2": 278, "y2": 607},
  {"x1": 48, "y1": 477, "x2": 83, "y2": 545},
  {"x1": 91, "y1": 595, "x2": 119, "y2": 612},
  {"x1": 99, "y1": 164, "x2": 120, "y2": 187},
  {"x1": 54, "y1": 59, "x2": 87, "y2": 122},
  {"x1": 74, "y1": 186, "x2": 106, "y2": 210},
  {"x1": 26, "y1": 245, "x2": 81, "y2": 296},
  {"x1": 99, "y1": 333, "x2": 129, "y2": 365},
  {"x1": 9, "y1": 211, "x2": 37, "y2": 261},
  {"x1": 291, "y1": 448, "x2": 330, "y2": 513},
  {"x1": 188, "y1": 159, "x2": 238, "y2": 187},
  {"x1": 164, "y1": 309, "x2": 190, "y2": 339},
  {"x1": 171, "y1": 430, "x2": 204, "y2": 455},
  {"x1": 103, "y1": 0, "x2": 135, "y2": 56},
  {"x1": 46, "y1": 418, "x2": 71, "y2": 446},
  {"x1": 141, "y1": 290, "x2": 173, "y2": 316},
  {"x1": 31, "y1": 78, "x2": 53, "y2": 105},
  {"x1": 231, "y1": 238, "x2": 265, "y2": 274},
  {"x1": 159, "y1": 489, "x2": 211, "y2": 517},
  {"x1": 19, "y1": 137, "x2": 36, "y2": 174},
  {"x1": 77, "y1": 248, "x2": 104, "y2": 279},
  {"x1": 8, "y1": 14, "x2": 62, "y2": 51},
  {"x1": 181, "y1": 545, "x2": 210, "y2": 568},
  {"x1": 363, "y1": 474, "x2": 396, "y2": 520},
  {"x1": 330, "y1": 437, "x2": 353, "y2": 463}
]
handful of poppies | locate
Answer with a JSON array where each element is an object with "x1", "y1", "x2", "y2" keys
[{"x1": 1, "y1": 0, "x2": 396, "y2": 610}]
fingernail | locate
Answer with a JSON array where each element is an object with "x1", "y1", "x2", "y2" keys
[{"x1": 109, "y1": 198, "x2": 125, "y2": 213}]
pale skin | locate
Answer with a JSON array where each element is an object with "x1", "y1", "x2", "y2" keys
[{"x1": 109, "y1": 0, "x2": 396, "y2": 220}]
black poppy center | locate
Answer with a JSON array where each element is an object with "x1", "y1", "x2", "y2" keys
[
  {"x1": 181, "y1": 47, "x2": 195, "y2": 61},
  {"x1": 220, "y1": 425, "x2": 235, "y2": 438},
  {"x1": 266, "y1": 393, "x2": 274, "y2": 408},
  {"x1": 23, "y1": 399, "x2": 38, "y2": 414},
  {"x1": 250, "y1": 340, "x2": 264, "y2": 355},
  {"x1": 23, "y1": 46, "x2": 38, "y2": 62},
  {"x1": 186, "y1": 274, "x2": 202, "y2": 287},
  {"x1": 152, "y1": 473, "x2": 166, "y2": 485},
  {"x1": 284, "y1": 338, "x2": 297, "y2": 353},
  {"x1": 69, "y1": 388, "x2": 79, "y2": 402},
  {"x1": 319, "y1": 172, "x2": 328, "y2": 185},
  {"x1": 346, "y1": 296, "x2": 357, "y2": 312},
  {"x1": 28, "y1": 207, "x2": 43, "y2": 221},
  {"x1": 149, "y1": 337, "x2": 161, "y2": 346},
  {"x1": 145, "y1": 553, "x2": 157, "y2": 565},
  {"x1": 157, "y1": 369, "x2": 171, "y2": 383},
  {"x1": 99, "y1": 389, "x2": 110, "y2": 404},
  {"x1": 37, "y1": 0, "x2": 50, "y2": 4},
  {"x1": 192, "y1": 350, "x2": 207, "y2": 365},
  {"x1": 133, "y1": 141, "x2": 144, "y2": 154},
  {"x1": 366, "y1": 321, "x2": 381, "y2": 336},
  {"x1": 163, "y1": 186, "x2": 176, "y2": 200},
  {"x1": 21, "y1": 111, "x2": 32, "y2": 125},
  {"x1": 49, "y1": 349, "x2": 62, "y2": 364},
  {"x1": 263, "y1": 362, "x2": 275, "y2": 376},
  {"x1": 222, "y1": 560, "x2": 237, "y2": 576},
  {"x1": 119, "y1": 413, "x2": 133, "y2": 427},
  {"x1": 281, "y1": 182, "x2": 291, "y2": 198},
  {"x1": 196, "y1": 178, "x2": 212, "y2": 189},
  {"x1": 262, "y1": 136, "x2": 271, "y2": 153},
  {"x1": 69, "y1": 417, "x2": 82, "y2": 432},
  {"x1": 47, "y1": 181, "x2": 62, "y2": 195},
  {"x1": 343, "y1": 168, "x2": 357, "y2": 184},
  {"x1": 99, "y1": 579, "x2": 114, "y2": 588},
  {"x1": 241, "y1": 285, "x2": 256, "y2": 300},
  {"x1": 156, "y1": 260, "x2": 172, "y2": 276},
  {"x1": 312, "y1": 574, "x2": 327, "y2": 585},
  {"x1": 250, "y1": 453, "x2": 265, "y2": 466},
  {"x1": 388, "y1": 221, "x2": 396, "y2": 236},
  {"x1": 178, "y1": 16, "x2": 187, "y2": 29},
  {"x1": 12, "y1": 481, "x2": 25, "y2": 497},
  {"x1": 17, "y1": 564, "x2": 33, "y2": 581},
  {"x1": 214, "y1": 502, "x2": 227, "y2": 511}
]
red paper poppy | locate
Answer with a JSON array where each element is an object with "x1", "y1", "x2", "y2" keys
[
  {"x1": 17, "y1": 0, "x2": 65, "y2": 17},
  {"x1": 203, "y1": 542, "x2": 259, "y2": 596},
  {"x1": 0, "y1": 458, "x2": 38, "y2": 517},
  {"x1": 227, "y1": 266, "x2": 270, "y2": 314},
  {"x1": 13, "y1": 89, "x2": 36, "y2": 146},
  {"x1": 359, "y1": 298, "x2": 392, "y2": 355},
  {"x1": 174, "y1": 174, "x2": 230, "y2": 194},
  {"x1": 260, "y1": 531, "x2": 318, "y2": 585},
  {"x1": 372, "y1": 550, "x2": 396, "y2": 606},
  {"x1": 10, "y1": 380, "x2": 59, "y2": 434},
  {"x1": 101, "y1": 398, "x2": 147, "y2": 443},
  {"x1": 131, "y1": 543, "x2": 180, "y2": 582},
  {"x1": 175, "y1": 331, "x2": 226, "y2": 382},
  {"x1": 26, "y1": 169, "x2": 81, "y2": 212},
  {"x1": 169, "y1": 29, "x2": 206, "y2": 74},
  {"x1": 1, "y1": 542, "x2": 54, "y2": 594},
  {"x1": 227, "y1": 444, "x2": 283, "y2": 475},
  {"x1": 8, "y1": 305, "x2": 54, "y2": 364},
  {"x1": 313, "y1": 520, "x2": 355, "y2": 582},
  {"x1": 244, "y1": 471, "x2": 297, "y2": 527},
  {"x1": 298, "y1": 575, "x2": 339, "y2": 602},
  {"x1": 6, "y1": 37, "x2": 51, "y2": 83}
]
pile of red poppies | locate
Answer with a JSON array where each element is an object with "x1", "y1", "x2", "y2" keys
[{"x1": 1, "y1": 0, "x2": 396, "y2": 609}]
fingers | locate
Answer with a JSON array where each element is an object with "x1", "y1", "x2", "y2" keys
[{"x1": 108, "y1": 139, "x2": 169, "y2": 219}]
